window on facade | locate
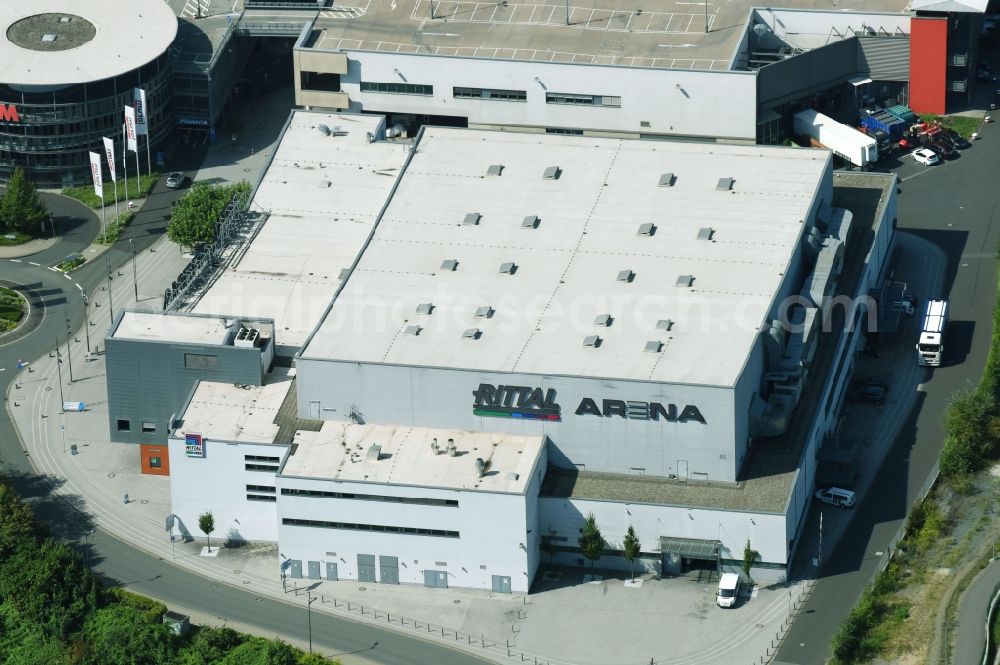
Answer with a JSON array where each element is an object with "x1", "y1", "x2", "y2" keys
[
  {"x1": 245, "y1": 463, "x2": 279, "y2": 472},
  {"x1": 453, "y1": 87, "x2": 527, "y2": 101},
  {"x1": 246, "y1": 484, "x2": 276, "y2": 493},
  {"x1": 116, "y1": 419, "x2": 131, "y2": 432},
  {"x1": 359, "y1": 81, "x2": 433, "y2": 96},
  {"x1": 281, "y1": 487, "x2": 458, "y2": 506},
  {"x1": 149, "y1": 457, "x2": 162, "y2": 468},
  {"x1": 142, "y1": 422, "x2": 156, "y2": 433},
  {"x1": 282, "y1": 517, "x2": 459, "y2": 538},
  {"x1": 545, "y1": 92, "x2": 621, "y2": 107},
  {"x1": 300, "y1": 71, "x2": 341, "y2": 93},
  {"x1": 545, "y1": 128, "x2": 584, "y2": 136},
  {"x1": 247, "y1": 494, "x2": 277, "y2": 502},
  {"x1": 184, "y1": 353, "x2": 217, "y2": 369}
]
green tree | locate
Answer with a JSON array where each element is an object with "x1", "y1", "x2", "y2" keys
[
  {"x1": 0, "y1": 167, "x2": 49, "y2": 234},
  {"x1": 0, "y1": 481, "x2": 45, "y2": 557},
  {"x1": 218, "y1": 637, "x2": 299, "y2": 665},
  {"x1": 198, "y1": 511, "x2": 215, "y2": 552},
  {"x1": 742, "y1": 539, "x2": 757, "y2": 586},
  {"x1": 176, "y1": 626, "x2": 247, "y2": 665},
  {"x1": 81, "y1": 604, "x2": 177, "y2": 665},
  {"x1": 0, "y1": 604, "x2": 71, "y2": 665},
  {"x1": 167, "y1": 181, "x2": 250, "y2": 247},
  {"x1": 578, "y1": 513, "x2": 604, "y2": 570},
  {"x1": 622, "y1": 525, "x2": 641, "y2": 581},
  {"x1": 939, "y1": 387, "x2": 1000, "y2": 478}
]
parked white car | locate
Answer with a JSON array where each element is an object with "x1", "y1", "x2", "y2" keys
[
  {"x1": 911, "y1": 148, "x2": 940, "y2": 166},
  {"x1": 814, "y1": 487, "x2": 857, "y2": 508}
]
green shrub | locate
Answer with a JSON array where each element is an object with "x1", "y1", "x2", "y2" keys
[
  {"x1": 62, "y1": 173, "x2": 159, "y2": 209},
  {"x1": 96, "y1": 211, "x2": 136, "y2": 245},
  {"x1": 167, "y1": 181, "x2": 251, "y2": 248},
  {"x1": 57, "y1": 253, "x2": 85, "y2": 272},
  {"x1": 103, "y1": 588, "x2": 167, "y2": 624}
]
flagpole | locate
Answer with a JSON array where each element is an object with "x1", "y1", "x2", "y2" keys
[
  {"x1": 134, "y1": 141, "x2": 141, "y2": 192},
  {"x1": 101, "y1": 199, "x2": 106, "y2": 243},
  {"x1": 145, "y1": 132, "x2": 152, "y2": 176},
  {"x1": 122, "y1": 123, "x2": 130, "y2": 206}
]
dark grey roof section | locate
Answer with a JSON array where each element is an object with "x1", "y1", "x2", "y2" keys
[
  {"x1": 499, "y1": 261, "x2": 516, "y2": 274},
  {"x1": 486, "y1": 164, "x2": 504, "y2": 176},
  {"x1": 474, "y1": 306, "x2": 494, "y2": 318},
  {"x1": 582, "y1": 334, "x2": 601, "y2": 347},
  {"x1": 440, "y1": 259, "x2": 458, "y2": 271},
  {"x1": 542, "y1": 166, "x2": 561, "y2": 180},
  {"x1": 697, "y1": 227, "x2": 715, "y2": 241},
  {"x1": 656, "y1": 319, "x2": 674, "y2": 331},
  {"x1": 338, "y1": 268, "x2": 351, "y2": 280},
  {"x1": 675, "y1": 275, "x2": 694, "y2": 287},
  {"x1": 658, "y1": 173, "x2": 675, "y2": 187},
  {"x1": 716, "y1": 177, "x2": 734, "y2": 191},
  {"x1": 522, "y1": 215, "x2": 540, "y2": 229},
  {"x1": 463, "y1": 327, "x2": 481, "y2": 339},
  {"x1": 415, "y1": 303, "x2": 434, "y2": 315},
  {"x1": 644, "y1": 340, "x2": 663, "y2": 353},
  {"x1": 637, "y1": 222, "x2": 656, "y2": 236},
  {"x1": 403, "y1": 325, "x2": 422, "y2": 335},
  {"x1": 463, "y1": 212, "x2": 481, "y2": 226},
  {"x1": 617, "y1": 269, "x2": 634, "y2": 282},
  {"x1": 594, "y1": 314, "x2": 612, "y2": 327}
]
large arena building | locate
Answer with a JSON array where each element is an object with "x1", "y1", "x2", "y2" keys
[
  {"x1": 107, "y1": 110, "x2": 897, "y2": 590},
  {"x1": 0, "y1": 0, "x2": 176, "y2": 187}
]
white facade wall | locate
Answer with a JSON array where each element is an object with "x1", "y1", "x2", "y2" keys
[
  {"x1": 295, "y1": 364, "x2": 739, "y2": 481},
  {"x1": 339, "y1": 52, "x2": 758, "y2": 142},
  {"x1": 167, "y1": 436, "x2": 288, "y2": 543},
  {"x1": 276, "y1": 445, "x2": 546, "y2": 592}
]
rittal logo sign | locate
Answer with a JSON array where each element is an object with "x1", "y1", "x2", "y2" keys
[
  {"x1": 0, "y1": 104, "x2": 20, "y2": 122},
  {"x1": 473, "y1": 384, "x2": 561, "y2": 421}
]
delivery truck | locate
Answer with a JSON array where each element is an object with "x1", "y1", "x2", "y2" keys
[{"x1": 793, "y1": 109, "x2": 878, "y2": 169}]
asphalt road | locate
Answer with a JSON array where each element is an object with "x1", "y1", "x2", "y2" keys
[
  {"x1": 0, "y1": 158, "x2": 489, "y2": 665},
  {"x1": 775, "y1": 138, "x2": 1000, "y2": 664},
  {"x1": 955, "y1": 558, "x2": 1000, "y2": 665}
]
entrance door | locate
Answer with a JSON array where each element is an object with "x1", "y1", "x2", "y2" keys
[
  {"x1": 357, "y1": 554, "x2": 376, "y2": 583},
  {"x1": 307, "y1": 561, "x2": 321, "y2": 580},
  {"x1": 491, "y1": 575, "x2": 511, "y2": 593},
  {"x1": 424, "y1": 570, "x2": 448, "y2": 588},
  {"x1": 308, "y1": 401, "x2": 321, "y2": 419},
  {"x1": 676, "y1": 460, "x2": 689, "y2": 479},
  {"x1": 326, "y1": 562, "x2": 338, "y2": 581},
  {"x1": 289, "y1": 560, "x2": 303, "y2": 579},
  {"x1": 379, "y1": 556, "x2": 400, "y2": 584}
]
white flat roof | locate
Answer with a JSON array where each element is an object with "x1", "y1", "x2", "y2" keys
[
  {"x1": 113, "y1": 311, "x2": 232, "y2": 345},
  {"x1": 283, "y1": 423, "x2": 542, "y2": 495},
  {"x1": 0, "y1": 0, "x2": 177, "y2": 86},
  {"x1": 192, "y1": 112, "x2": 408, "y2": 348},
  {"x1": 177, "y1": 370, "x2": 294, "y2": 444},
  {"x1": 302, "y1": 128, "x2": 830, "y2": 387}
]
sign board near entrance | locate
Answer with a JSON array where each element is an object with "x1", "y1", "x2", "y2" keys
[{"x1": 184, "y1": 433, "x2": 204, "y2": 458}]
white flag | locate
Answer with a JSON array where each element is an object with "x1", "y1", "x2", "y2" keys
[
  {"x1": 102, "y1": 137, "x2": 116, "y2": 180},
  {"x1": 124, "y1": 105, "x2": 137, "y2": 152},
  {"x1": 88, "y1": 151, "x2": 103, "y2": 199},
  {"x1": 134, "y1": 88, "x2": 148, "y2": 136}
]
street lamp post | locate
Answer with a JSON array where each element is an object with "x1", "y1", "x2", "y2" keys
[
  {"x1": 106, "y1": 255, "x2": 114, "y2": 324},
  {"x1": 55, "y1": 342, "x2": 65, "y2": 410},
  {"x1": 566, "y1": 0, "x2": 570, "y2": 25},
  {"x1": 307, "y1": 591, "x2": 317, "y2": 654},
  {"x1": 65, "y1": 317, "x2": 74, "y2": 383},
  {"x1": 83, "y1": 529, "x2": 95, "y2": 566},
  {"x1": 704, "y1": 0, "x2": 709, "y2": 33},
  {"x1": 130, "y1": 236, "x2": 138, "y2": 302},
  {"x1": 82, "y1": 291, "x2": 91, "y2": 354}
]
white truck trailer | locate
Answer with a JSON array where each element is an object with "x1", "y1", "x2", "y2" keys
[
  {"x1": 793, "y1": 109, "x2": 878, "y2": 169},
  {"x1": 916, "y1": 299, "x2": 948, "y2": 366}
]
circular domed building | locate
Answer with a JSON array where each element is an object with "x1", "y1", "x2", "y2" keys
[{"x1": 0, "y1": 0, "x2": 177, "y2": 187}]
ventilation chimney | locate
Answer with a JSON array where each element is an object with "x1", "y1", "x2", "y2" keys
[
  {"x1": 430, "y1": 438, "x2": 439, "y2": 454},
  {"x1": 446, "y1": 439, "x2": 457, "y2": 456},
  {"x1": 475, "y1": 457, "x2": 485, "y2": 478}
]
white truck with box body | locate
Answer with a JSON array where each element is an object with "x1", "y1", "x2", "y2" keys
[
  {"x1": 793, "y1": 109, "x2": 879, "y2": 169},
  {"x1": 917, "y1": 299, "x2": 948, "y2": 366}
]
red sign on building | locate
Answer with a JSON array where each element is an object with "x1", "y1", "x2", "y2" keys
[{"x1": 0, "y1": 104, "x2": 20, "y2": 122}]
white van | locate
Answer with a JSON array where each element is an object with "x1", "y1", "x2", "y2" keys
[
  {"x1": 814, "y1": 487, "x2": 857, "y2": 508},
  {"x1": 717, "y1": 573, "x2": 741, "y2": 608}
]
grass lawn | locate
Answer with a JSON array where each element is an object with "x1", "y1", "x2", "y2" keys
[
  {"x1": 919, "y1": 114, "x2": 983, "y2": 139},
  {"x1": 0, "y1": 231, "x2": 33, "y2": 246},
  {"x1": 62, "y1": 172, "x2": 160, "y2": 209},
  {"x1": 96, "y1": 211, "x2": 136, "y2": 246},
  {"x1": 0, "y1": 286, "x2": 25, "y2": 332},
  {"x1": 56, "y1": 253, "x2": 86, "y2": 272}
]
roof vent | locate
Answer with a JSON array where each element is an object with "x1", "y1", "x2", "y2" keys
[
  {"x1": 594, "y1": 314, "x2": 612, "y2": 327},
  {"x1": 463, "y1": 212, "x2": 481, "y2": 226},
  {"x1": 644, "y1": 340, "x2": 663, "y2": 353},
  {"x1": 658, "y1": 173, "x2": 675, "y2": 187},
  {"x1": 617, "y1": 269, "x2": 635, "y2": 283},
  {"x1": 474, "y1": 306, "x2": 494, "y2": 319},
  {"x1": 41, "y1": 34, "x2": 57, "y2": 43},
  {"x1": 656, "y1": 319, "x2": 674, "y2": 331},
  {"x1": 716, "y1": 177, "x2": 735, "y2": 191},
  {"x1": 637, "y1": 223, "x2": 656, "y2": 236},
  {"x1": 542, "y1": 166, "x2": 561, "y2": 180},
  {"x1": 403, "y1": 325, "x2": 422, "y2": 335},
  {"x1": 415, "y1": 303, "x2": 434, "y2": 315},
  {"x1": 440, "y1": 259, "x2": 458, "y2": 271},
  {"x1": 59, "y1": 16, "x2": 72, "y2": 23},
  {"x1": 317, "y1": 124, "x2": 331, "y2": 136},
  {"x1": 338, "y1": 268, "x2": 351, "y2": 280},
  {"x1": 582, "y1": 335, "x2": 601, "y2": 348},
  {"x1": 675, "y1": 275, "x2": 694, "y2": 287},
  {"x1": 366, "y1": 444, "x2": 382, "y2": 461},
  {"x1": 487, "y1": 164, "x2": 504, "y2": 176},
  {"x1": 521, "y1": 215, "x2": 540, "y2": 229},
  {"x1": 463, "y1": 328, "x2": 482, "y2": 340},
  {"x1": 697, "y1": 227, "x2": 715, "y2": 241},
  {"x1": 499, "y1": 261, "x2": 517, "y2": 274}
]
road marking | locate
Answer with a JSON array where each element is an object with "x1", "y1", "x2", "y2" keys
[
  {"x1": 75, "y1": 283, "x2": 84, "y2": 292},
  {"x1": 421, "y1": 31, "x2": 459, "y2": 35},
  {"x1": 28, "y1": 261, "x2": 39, "y2": 266},
  {"x1": 9, "y1": 259, "x2": 20, "y2": 263},
  {"x1": 64, "y1": 274, "x2": 72, "y2": 280},
  {"x1": 47, "y1": 266, "x2": 58, "y2": 272}
]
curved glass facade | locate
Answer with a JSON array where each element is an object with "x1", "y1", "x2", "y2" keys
[{"x1": 0, "y1": 53, "x2": 173, "y2": 187}]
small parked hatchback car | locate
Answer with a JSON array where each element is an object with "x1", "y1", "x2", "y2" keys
[
  {"x1": 814, "y1": 487, "x2": 857, "y2": 508},
  {"x1": 165, "y1": 172, "x2": 187, "y2": 189},
  {"x1": 911, "y1": 148, "x2": 940, "y2": 165}
]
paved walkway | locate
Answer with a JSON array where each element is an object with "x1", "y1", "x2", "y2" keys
[
  {"x1": 0, "y1": 236, "x2": 59, "y2": 258},
  {"x1": 954, "y1": 558, "x2": 1000, "y2": 665}
]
